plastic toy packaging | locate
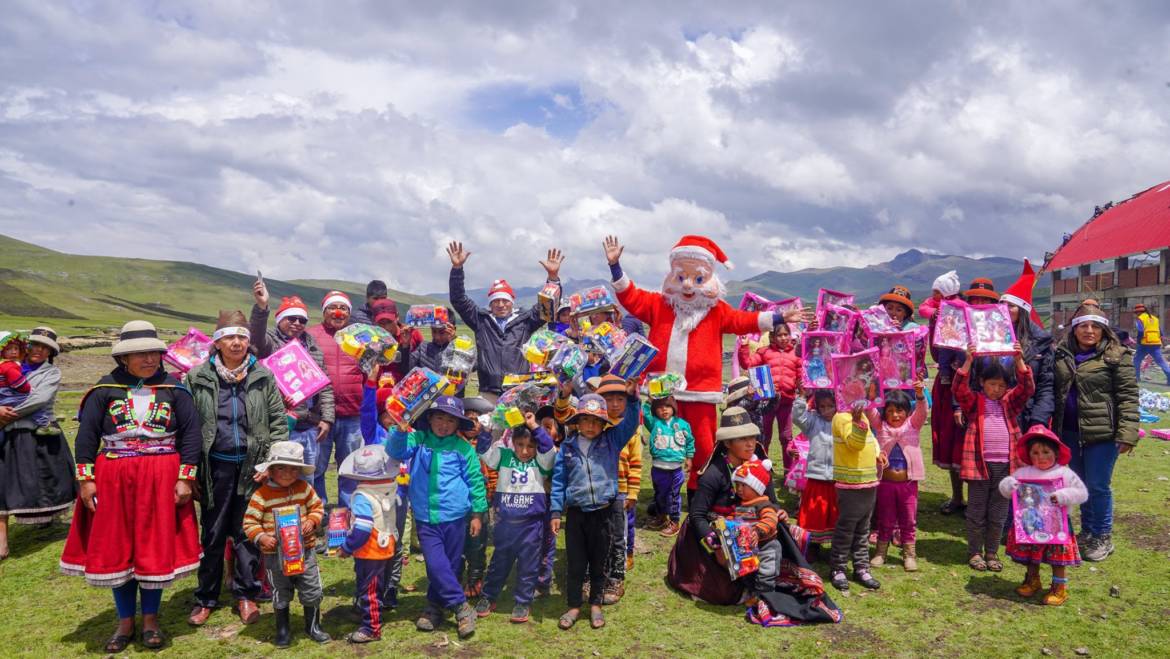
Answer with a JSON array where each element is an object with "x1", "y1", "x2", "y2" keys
[
  {"x1": 774, "y1": 297, "x2": 806, "y2": 340},
  {"x1": 548, "y1": 343, "x2": 587, "y2": 381},
  {"x1": 567, "y1": 285, "x2": 616, "y2": 316},
  {"x1": 335, "y1": 323, "x2": 399, "y2": 373},
  {"x1": 1012, "y1": 478, "x2": 1070, "y2": 545},
  {"x1": 275, "y1": 505, "x2": 306, "y2": 576},
  {"x1": 784, "y1": 435, "x2": 810, "y2": 494},
  {"x1": 607, "y1": 333, "x2": 659, "y2": 380},
  {"x1": 931, "y1": 299, "x2": 970, "y2": 350},
  {"x1": 869, "y1": 331, "x2": 917, "y2": 390},
  {"x1": 404, "y1": 304, "x2": 450, "y2": 328},
  {"x1": 261, "y1": 341, "x2": 331, "y2": 407},
  {"x1": 325, "y1": 508, "x2": 349, "y2": 557},
  {"x1": 439, "y1": 335, "x2": 477, "y2": 395},
  {"x1": 800, "y1": 331, "x2": 846, "y2": 388},
  {"x1": 164, "y1": 327, "x2": 213, "y2": 373},
  {"x1": 382, "y1": 367, "x2": 447, "y2": 425},
  {"x1": 713, "y1": 516, "x2": 761, "y2": 579},
  {"x1": 816, "y1": 288, "x2": 855, "y2": 313},
  {"x1": 583, "y1": 322, "x2": 627, "y2": 355},
  {"x1": 646, "y1": 372, "x2": 686, "y2": 399},
  {"x1": 968, "y1": 303, "x2": 1017, "y2": 356},
  {"x1": 502, "y1": 372, "x2": 557, "y2": 387},
  {"x1": 818, "y1": 304, "x2": 857, "y2": 336},
  {"x1": 858, "y1": 306, "x2": 899, "y2": 337},
  {"x1": 492, "y1": 382, "x2": 548, "y2": 428},
  {"x1": 748, "y1": 365, "x2": 776, "y2": 400},
  {"x1": 523, "y1": 328, "x2": 569, "y2": 367},
  {"x1": 831, "y1": 347, "x2": 884, "y2": 411},
  {"x1": 537, "y1": 282, "x2": 562, "y2": 322}
]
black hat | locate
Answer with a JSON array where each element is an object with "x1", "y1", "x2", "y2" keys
[{"x1": 366, "y1": 280, "x2": 389, "y2": 298}]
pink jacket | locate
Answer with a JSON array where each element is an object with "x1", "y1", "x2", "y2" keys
[
  {"x1": 867, "y1": 402, "x2": 928, "y2": 481},
  {"x1": 737, "y1": 343, "x2": 801, "y2": 400}
]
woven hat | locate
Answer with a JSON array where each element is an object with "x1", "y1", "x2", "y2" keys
[
  {"x1": 964, "y1": 277, "x2": 999, "y2": 302},
  {"x1": 1017, "y1": 425, "x2": 1071, "y2": 466},
  {"x1": 715, "y1": 406, "x2": 760, "y2": 441},
  {"x1": 0, "y1": 331, "x2": 25, "y2": 352},
  {"x1": 338, "y1": 444, "x2": 396, "y2": 481},
  {"x1": 567, "y1": 393, "x2": 612, "y2": 427},
  {"x1": 27, "y1": 326, "x2": 59, "y2": 354},
  {"x1": 724, "y1": 376, "x2": 751, "y2": 405},
  {"x1": 595, "y1": 374, "x2": 627, "y2": 396},
  {"x1": 111, "y1": 320, "x2": 167, "y2": 357},
  {"x1": 731, "y1": 458, "x2": 773, "y2": 495},
  {"x1": 254, "y1": 441, "x2": 315, "y2": 475},
  {"x1": 879, "y1": 285, "x2": 915, "y2": 316}
]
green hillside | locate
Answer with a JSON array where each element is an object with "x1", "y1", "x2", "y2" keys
[{"x1": 0, "y1": 235, "x2": 439, "y2": 338}]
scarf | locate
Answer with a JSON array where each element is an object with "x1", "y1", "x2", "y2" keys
[{"x1": 212, "y1": 354, "x2": 254, "y2": 384}]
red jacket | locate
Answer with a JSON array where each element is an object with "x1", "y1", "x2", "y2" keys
[
  {"x1": 737, "y1": 343, "x2": 801, "y2": 400},
  {"x1": 307, "y1": 323, "x2": 365, "y2": 417},
  {"x1": 953, "y1": 363, "x2": 1035, "y2": 481}
]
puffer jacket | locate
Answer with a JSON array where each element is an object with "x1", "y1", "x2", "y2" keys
[
  {"x1": 249, "y1": 304, "x2": 335, "y2": 429},
  {"x1": 186, "y1": 359, "x2": 288, "y2": 507},
  {"x1": 737, "y1": 342, "x2": 801, "y2": 399},
  {"x1": 1053, "y1": 337, "x2": 1139, "y2": 446},
  {"x1": 550, "y1": 394, "x2": 641, "y2": 514},
  {"x1": 307, "y1": 323, "x2": 365, "y2": 417}
]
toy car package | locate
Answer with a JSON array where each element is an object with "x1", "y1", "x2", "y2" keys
[{"x1": 275, "y1": 505, "x2": 305, "y2": 576}]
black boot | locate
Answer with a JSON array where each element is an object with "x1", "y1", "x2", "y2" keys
[
  {"x1": 274, "y1": 607, "x2": 292, "y2": 648},
  {"x1": 304, "y1": 606, "x2": 331, "y2": 643}
]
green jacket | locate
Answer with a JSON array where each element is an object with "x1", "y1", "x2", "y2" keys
[
  {"x1": 1052, "y1": 338, "x2": 1140, "y2": 446},
  {"x1": 185, "y1": 359, "x2": 288, "y2": 507}
]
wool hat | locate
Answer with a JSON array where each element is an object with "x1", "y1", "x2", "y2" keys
[
  {"x1": 321, "y1": 290, "x2": 352, "y2": 311},
  {"x1": 567, "y1": 393, "x2": 612, "y2": 427},
  {"x1": 488, "y1": 279, "x2": 516, "y2": 303},
  {"x1": 417, "y1": 395, "x2": 476, "y2": 433},
  {"x1": 724, "y1": 376, "x2": 751, "y2": 405},
  {"x1": 371, "y1": 298, "x2": 399, "y2": 324},
  {"x1": 731, "y1": 458, "x2": 773, "y2": 495},
  {"x1": 366, "y1": 280, "x2": 389, "y2": 298},
  {"x1": 671, "y1": 235, "x2": 733, "y2": 269},
  {"x1": 338, "y1": 444, "x2": 396, "y2": 481},
  {"x1": 1017, "y1": 425, "x2": 1071, "y2": 466},
  {"x1": 1000, "y1": 259, "x2": 1044, "y2": 325},
  {"x1": 255, "y1": 440, "x2": 316, "y2": 476},
  {"x1": 715, "y1": 406, "x2": 760, "y2": 441},
  {"x1": 594, "y1": 374, "x2": 627, "y2": 396},
  {"x1": 879, "y1": 285, "x2": 915, "y2": 316},
  {"x1": 111, "y1": 320, "x2": 167, "y2": 357},
  {"x1": 0, "y1": 331, "x2": 25, "y2": 353},
  {"x1": 213, "y1": 310, "x2": 250, "y2": 342},
  {"x1": 932, "y1": 270, "x2": 961, "y2": 297},
  {"x1": 964, "y1": 277, "x2": 999, "y2": 302},
  {"x1": 27, "y1": 326, "x2": 59, "y2": 354},
  {"x1": 275, "y1": 296, "x2": 310, "y2": 324}
]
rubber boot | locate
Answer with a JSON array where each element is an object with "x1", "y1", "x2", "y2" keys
[
  {"x1": 870, "y1": 541, "x2": 889, "y2": 567},
  {"x1": 304, "y1": 606, "x2": 331, "y2": 643},
  {"x1": 274, "y1": 608, "x2": 292, "y2": 649},
  {"x1": 1043, "y1": 582, "x2": 1069, "y2": 606},
  {"x1": 902, "y1": 542, "x2": 918, "y2": 572}
]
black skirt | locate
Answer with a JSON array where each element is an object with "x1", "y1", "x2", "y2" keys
[{"x1": 0, "y1": 425, "x2": 77, "y2": 522}]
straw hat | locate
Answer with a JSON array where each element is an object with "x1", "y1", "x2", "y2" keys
[
  {"x1": 27, "y1": 326, "x2": 60, "y2": 354},
  {"x1": 111, "y1": 320, "x2": 167, "y2": 357}
]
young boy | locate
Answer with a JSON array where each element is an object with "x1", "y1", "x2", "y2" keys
[
  {"x1": 550, "y1": 384, "x2": 641, "y2": 631},
  {"x1": 731, "y1": 459, "x2": 785, "y2": 603},
  {"x1": 389, "y1": 396, "x2": 487, "y2": 639},
  {"x1": 536, "y1": 404, "x2": 565, "y2": 597},
  {"x1": 474, "y1": 413, "x2": 557, "y2": 623},
  {"x1": 595, "y1": 375, "x2": 641, "y2": 604},
  {"x1": 642, "y1": 395, "x2": 694, "y2": 536},
  {"x1": 459, "y1": 396, "x2": 497, "y2": 598},
  {"x1": 337, "y1": 444, "x2": 399, "y2": 643},
  {"x1": 242, "y1": 442, "x2": 329, "y2": 648}
]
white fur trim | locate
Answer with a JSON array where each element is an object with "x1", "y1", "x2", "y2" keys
[
  {"x1": 488, "y1": 290, "x2": 515, "y2": 303},
  {"x1": 665, "y1": 317, "x2": 692, "y2": 391},
  {"x1": 1071, "y1": 314, "x2": 1109, "y2": 327},
  {"x1": 212, "y1": 326, "x2": 250, "y2": 341},
  {"x1": 276, "y1": 306, "x2": 309, "y2": 323},
  {"x1": 757, "y1": 311, "x2": 773, "y2": 333},
  {"x1": 321, "y1": 293, "x2": 351, "y2": 311},
  {"x1": 1000, "y1": 294, "x2": 1031, "y2": 312},
  {"x1": 670, "y1": 245, "x2": 717, "y2": 264},
  {"x1": 760, "y1": 459, "x2": 773, "y2": 472},
  {"x1": 613, "y1": 274, "x2": 632, "y2": 292}
]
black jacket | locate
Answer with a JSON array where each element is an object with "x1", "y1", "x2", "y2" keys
[
  {"x1": 690, "y1": 444, "x2": 778, "y2": 542},
  {"x1": 970, "y1": 320, "x2": 1055, "y2": 427}
]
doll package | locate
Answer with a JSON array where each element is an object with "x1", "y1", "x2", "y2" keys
[
  {"x1": 967, "y1": 303, "x2": 1017, "y2": 356},
  {"x1": 800, "y1": 331, "x2": 846, "y2": 388},
  {"x1": 931, "y1": 299, "x2": 970, "y2": 350},
  {"x1": 1012, "y1": 478, "x2": 1071, "y2": 545},
  {"x1": 164, "y1": 327, "x2": 213, "y2": 373},
  {"x1": 261, "y1": 341, "x2": 331, "y2": 407},
  {"x1": 831, "y1": 347, "x2": 884, "y2": 411},
  {"x1": 869, "y1": 331, "x2": 917, "y2": 390}
]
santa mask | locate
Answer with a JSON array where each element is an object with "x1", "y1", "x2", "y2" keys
[{"x1": 663, "y1": 255, "x2": 722, "y2": 332}]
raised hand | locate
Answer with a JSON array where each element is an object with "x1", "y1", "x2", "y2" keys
[
  {"x1": 446, "y1": 241, "x2": 471, "y2": 268},
  {"x1": 252, "y1": 278, "x2": 269, "y2": 310},
  {"x1": 539, "y1": 248, "x2": 564, "y2": 280},
  {"x1": 603, "y1": 235, "x2": 624, "y2": 265}
]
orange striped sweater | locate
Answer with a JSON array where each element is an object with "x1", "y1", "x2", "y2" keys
[
  {"x1": 736, "y1": 495, "x2": 781, "y2": 543},
  {"x1": 617, "y1": 429, "x2": 643, "y2": 498},
  {"x1": 242, "y1": 479, "x2": 325, "y2": 552}
]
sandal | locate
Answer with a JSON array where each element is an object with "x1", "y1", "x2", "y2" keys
[
  {"x1": 985, "y1": 554, "x2": 1003, "y2": 572},
  {"x1": 558, "y1": 610, "x2": 580, "y2": 630},
  {"x1": 968, "y1": 554, "x2": 987, "y2": 571},
  {"x1": 590, "y1": 607, "x2": 606, "y2": 629},
  {"x1": 142, "y1": 628, "x2": 165, "y2": 650},
  {"x1": 104, "y1": 630, "x2": 135, "y2": 653}
]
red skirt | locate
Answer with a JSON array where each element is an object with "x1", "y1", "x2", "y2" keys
[
  {"x1": 797, "y1": 478, "x2": 839, "y2": 543},
  {"x1": 60, "y1": 452, "x2": 201, "y2": 589},
  {"x1": 931, "y1": 379, "x2": 963, "y2": 470},
  {"x1": 1006, "y1": 528, "x2": 1081, "y2": 567}
]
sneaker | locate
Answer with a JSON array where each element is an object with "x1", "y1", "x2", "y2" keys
[
  {"x1": 645, "y1": 516, "x2": 668, "y2": 531},
  {"x1": 1076, "y1": 530, "x2": 1092, "y2": 546},
  {"x1": 415, "y1": 605, "x2": 443, "y2": 632},
  {"x1": 474, "y1": 598, "x2": 496, "y2": 618},
  {"x1": 455, "y1": 602, "x2": 477, "y2": 639},
  {"x1": 626, "y1": 555, "x2": 634, "y2": 571},
  {"x1": 830, "y1": 571, "x2": 849, "y2": 592},
  {"x1": 509, "y1": 604, "x2": 530, "y2": 623},
  {"x1": 1084, "y1": 534, "x2": 1114, "y2": 562}
]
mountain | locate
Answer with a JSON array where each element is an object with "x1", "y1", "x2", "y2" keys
[{"x1": 0, "y1": 234, "x2": 440, "y2": 336}]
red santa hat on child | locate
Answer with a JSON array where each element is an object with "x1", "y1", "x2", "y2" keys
[
  {"x1": 321, "y1": 290, "x2": 352, "y2": 312},
  {"x1": 731, "y1": 458, "x2": 773, "y2": 496},
  {"x1": 670, "y1": 235, "x2": 734, "y2": 270},
  {"x1": 488, "y1": 279, "x2": 516, "y2": 303},
  {"x1": 1000, "y1": 259, "x2": 1043, "y2": 326},
  {"x1": 275, "y1": 296, "x2": 310, "y2": 324}
]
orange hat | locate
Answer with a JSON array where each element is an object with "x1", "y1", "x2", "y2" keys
[
  {"x1": 999, "y1": 259, "x2": 1043, "y2": 325},
  {"x1": 879, "y1": 285, "x2": 915, "y2": 315},
  {"x1": 963, "y1": 278, "x2": 999, "y2": 302}
]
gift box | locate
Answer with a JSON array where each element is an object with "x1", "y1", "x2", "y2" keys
[
  {"x1": 800, "y1": 331, "x2": 846, "y2": 389},
  {"x1": 714, "y1": 516, "x2": 760, "y2": 579},
  {"x1": 1012, "y1": 478, "x2": 1071, "y2": 545},
  {"x1": 502, "y1": 372, "x2": 557, "y2": 387},
  {"x1": 831, "y1": 348, "x2": 884, "y2": 411},
  {"x1": 404, "y1": 305, "x2": 450, "y2": 328},
  {"x1": 383, "y1": 367, "x2": 447, "y2": 425},
  {"x1": 816, "y1": 288, "x2": 855, "y2": 313},
  {"x1": 335, "y1": 323, "x2": 399, "y2": 373},
  {"x1": 748, "y1": 365, "x2": 776, "y2": 400},
  {"x1": 548, "y1": 343, "x2": 587, "y2": 381},
  {"x1": 537, "y1": 282, "x2": 562, "y2": 322},
  {"x1": 163, "y1": 327, "x2": 213, "y2": 373},
  {"x1": 869, "y1": 330, "x2": 917, "y2": 390},
  {"x1": 931, "y1": 299, "x2": 970, "y2": 350},
  {"x1": 737, "y1": 293, "x2": 804, "y2": 343},
  {"x1": 584, "y1": 322, "x2": 627, "y2": 355},
  {"x1": 523, "y1": 328, "x2": 568, "y2": 367},
  {"x1": 275, "y1": 505, "x2": 305, "y2": 576},
  {"x1": 784, "y1": 435, "x2": 810, "y2": 494},
  {"x1": 325, "y1": 508, "x2": 349, "y2": 557},
  {"x1": 607, "y1": 333, "x2": 659, "y2": 380},
  {"x1": 261, "y1": 341, "x2": 331, "y2": 407},
  {"x1": 968, "y1": 303, "x2": 1017, "y2": 356},
  {"x1": 568, "y1": 285, "x2": 616, "y2": 316},
  {"x1": 858, "y1": 305, "x2": 899, "y2": 337},
  {"x1": 646, "y1": 372, "x2": 685, "y2": 399}
]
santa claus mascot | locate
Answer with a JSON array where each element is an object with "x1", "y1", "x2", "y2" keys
[{"x1": 603, "y1": 234, "x2": 804, "y2": 494}]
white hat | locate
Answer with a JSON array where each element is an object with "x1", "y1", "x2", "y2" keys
[
  {"x1": 28, "y1": 326, "x2": 60, "y2": 353},
  {"x1": 254, "y1": 441, "x2": 316, "y2": 476},
  {"x1": 111, "y1": 320, "x2": 168, "y2": 357},
  {"x1": 338, "y1": 445, "x2": 396, "y2": 482},
  {"x1": 932, "y1": 270, "x2": 960, "y2": 297}
]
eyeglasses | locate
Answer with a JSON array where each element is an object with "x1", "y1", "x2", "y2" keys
[{"x1": 285, "y1": 317, "x2": 308, "y2": 325}]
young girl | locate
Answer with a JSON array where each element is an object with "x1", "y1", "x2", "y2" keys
[
  {"x1": 642, "y1": 396, "x2": 694, "y2": 537},
  {"x1": 866, "y1": 384, "x2": 927, "y2": 571},
  {"x1": 920, "y1": 272, "x2": 967, "y2": 515},
  {"x1": 953, "y1": 342, "x2": 1034, "y2": 572},
  {"x1": 829, "y1": 402, "x2": 886, "y2": 591},
  {"x1": 792, "y1": 389, "x2": 838, "y2": 554},
  {"x1": 737, "y1": 324, "x2": 802, "y2": 465},
  {"x1": 999, "y1": 425, "x2": 1087, "y2": 606}
]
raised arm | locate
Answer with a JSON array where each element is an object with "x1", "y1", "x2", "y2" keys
[{"x1": 447, "y1": 241, "x2": 480, "y2": 331}]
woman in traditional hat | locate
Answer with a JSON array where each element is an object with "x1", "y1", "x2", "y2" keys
[
  {"x1": 59, "y1": 321, "x2": 203, "y2": 652},
  {"x1": 0, "y1": 326, "x2": 76, "y2": 559}
]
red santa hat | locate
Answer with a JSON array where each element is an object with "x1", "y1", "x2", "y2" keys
[
  {"x1": 731, "y1": 458, "x2": 773, "y2": 496},
  {"x1": 488, "y1": 279, "x2": 516, "y2": 303},
  {"x1": 1000, "y1": 259, "x2": 1043, "y2": 325},
  {"x1": 671, "y1": 235, "x2": 733, "y2": 270},
  {"x1": 275, "y1": 296, "x2": 310, "y2": 324},
  {"x1": 321, "y1": 290, "x2": 352, "y2": 312}
]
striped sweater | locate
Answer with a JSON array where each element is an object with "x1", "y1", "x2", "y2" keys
[
  {"x1": 617, "y1": 429, "x2": 643, "y2": 499},
  {"x1": 736, "y1": 495, "x2": 782, "y2": 543},
  {"x1": 242, "y1": 479, "x2": 325, "y2": 552}
]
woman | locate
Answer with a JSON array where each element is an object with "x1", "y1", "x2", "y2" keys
[
  {"x1": 666, "y1": 406, "x2": 841, "y2": 625},
  {"x1": 186, "y1": 310, "x2": 287, "y2": 627},
  {"x1": 59, "y1": 321, "x2": 202, "y2": 652},
  {"x1": 0, "y1": 327, "x2": 76, "y2": 558},
  {"x1": 1052, "y1": 302, "x2": 1139, "y2": 562}
]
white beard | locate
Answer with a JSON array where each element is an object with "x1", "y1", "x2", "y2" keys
[{"x1": 666, "y1": 290, "x2": 719, "y2": 333}]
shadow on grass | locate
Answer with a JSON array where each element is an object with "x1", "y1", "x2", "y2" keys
[
  {"x1": 7, "y1": 520, "x2": 69, "y2": 560},
  {"x1": 59, "y1": 584, "x2": 202, "y2": 652},
  {"x1": 964, "y1": 573, "x2": 1040, "y2": 607}
]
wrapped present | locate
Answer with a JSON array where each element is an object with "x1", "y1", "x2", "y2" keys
[
  {"x1": 404, "y1": 304, "x2": 450, "y2": 328},
  {"x1": 537, "y1": 282, "x2": 562, "y2": 322},
  {"x1": 492, "y1": 382, "x2": 549, "y2": 428},
  {"x1": 1012, "y1": 478, "x2": 1071, "y2": 545},
  {"x1": 869, "y1": 330, "x2": 917, "y2": 390},
  {"x1": 714, "y1": 516, "x2": 760, "y2": 579},
  {"x1": 335, "y1": 323, "x2": 399, "y2": 373},
  {"x1": 325, "y1": 508, "x2": 349, "y2": 557},
  {"x1": 607, "y1": 333, "x2": 659, "y2": 380},
  {"x1": 968, "y1": 303, "x2": 1017, "y2": 356},
  {"x1": 275, "y1": 505, "x2": 305, "y2": 576},
  {"x1": 548, "y1": 343, "x2": 587, "y2": 381},
  {"x1": 784, "y1": 435, "x2": 810, "y2": 494},
  {"x1": 816, "y1": 288, "x2": 854, "y2": 313},
  {"x1": 831, "y1": 348, "x2": 884, "y2": 411},
  {"x1": 931, "y1": 299, "x2": 970, "y2": 350},
  {"x1": 748, "y1": 365, "x2": 776, "y2": 400},
  {"x1": 646, "y1": 372, "x2": 686, "y2": 399},
  {"x1": 858, "y1": 305, "x2": 899, "y2": 337},
  {"x1": 523, "y1": 328, "x2": 569, "y2": 367},
  {"x1": 584, "y1": 322, "x2": 627, "y2": 355},
  {"x1": 818, "y1": 304, "x2": 858, "y2": 336},
  {"x1": 383, "y1": 367, "x2": 447, "y2": 425},
  {"x1": 163, "y1": 327, "x2": 213, "y2": 373},
  {"x1": 800, "y1": 331, "x2": 846, "y2": 389},
  {"x1": 567, "y1": 285, "x2": 616, "y2": 316},
  {"x1": 261, "y1": 341, "x2": 330, "y2": 407}
]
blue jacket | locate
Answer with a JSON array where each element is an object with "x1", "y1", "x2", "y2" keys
[
  {"x1": 550, "y1": 394, "x2": 641, "y2": 514},
  {"x1": 388, "y1": 424, "x2": 487, "y2": 524}
]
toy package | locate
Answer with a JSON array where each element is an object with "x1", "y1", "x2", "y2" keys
[
  {"x1": 831, "y1": 348, "x2": 883, "y2": 411},
  {"x1": 748, "y1": 365, "x2": 776, "y2": 400},
  {"x1": 548, "y1": 343, "x2": 587, "y2": 381},
  {"x1": 523, "y1": 328, "x2": 569, "y2": 367},
  {"x1": 713, "y1": 516, "x2": 761, "y2": 579},
  {"x1": 404, "y1": 304, "x2": 450, "y2": 328},
  {"x1": 568, "y1": 285, "x2": 616, "y2": 317},
  {"x1": 163, "y1": 327, "x2": 213, "y2": 373},
  {"x1": 325, "y1": 508, "x2": 349, "y2": 557},
  {"x1": 275, "y1": 505, "x2": 306, "y2": 576},
  {"x1": 335, "y1": 323, "x2": 399, "y2": 373},
  {"x1": 968, "y1": 303, "x2": 1017, "y2": 356},
  {"x1": 646, "y1": 372, "x2": 686, "y2": 399},
  {"x1": 492, "y1": 382, "x2": 549, "y2": 428},
  {"x1": 931, "y1": 299, "x2": 970, "y2": 350},
  {"x1": 870, "y1": 331, "x2": 917, "y2": 390},
  {"x1": 607, "y1": 333, "x2": 659, "y2": 380},
  {"x1": 774, "y1": 296, "x2": 806, "y2": 340},
  {"x1": 1012, "y1": 478, "x2": 1070, "y2": 545},
  {"x1": 537, "y1": 282, "x2": 562, "y2": 322},
  {"x1": 818, "y1": 304, "x2": 857, "y2": 336},
  {"x1": 816, "y1": 288, "x2": 855, "y2": 313},
  {"x1": 858, "y1": 305, "x2": 900, "y2": 337},
  {"x1": 260, "y1": 341, "x2": 331, "y2": 407},
  {"x1": 502, "y1": 372, "x2": 557, "y2": 387},
  {"x1": 783, "y1": 434, "x2": 810, "y2": 494},
  {"x1": 800, "y1": 331, "x2": 845, "y2": 388},
  {"x1": 383, "y1": 367, "x2": 446, "y2": 425},
  {"x1": 583, "y1": 322, "x2": 627, "y2": 355}
]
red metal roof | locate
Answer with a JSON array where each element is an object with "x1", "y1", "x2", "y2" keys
[{"x1": 1045, "y1": 179, "x2": 1170, "y2": 270}]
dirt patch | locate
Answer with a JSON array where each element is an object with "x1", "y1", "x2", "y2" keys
[
  {"x1": 416, "y1": 634, "x2": 484, "y2": 658},
  {"x1": 1115, "y1": 513, "x2": 1170, "y2": 552},
  {"x1": 823, "y1": 622, "x2": 887, "y2": 651},
  {"x1": 55, "y1": 351, "x2": 116, "y2": 392}
]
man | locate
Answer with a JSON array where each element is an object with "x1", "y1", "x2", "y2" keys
[
  {"x1": 1134, "y1": 303, "x2": 1170, "y2": 384},
  {"x1": 350, "y1": 280, "x2": 389, "y2": 326},
  {"x1": 369, "y1": 298, "x2": 424, "y2": 383}
]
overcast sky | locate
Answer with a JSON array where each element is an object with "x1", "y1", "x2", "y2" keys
[{"x1": 1, "y1": 1, "x2": 1167, "y2": 293}]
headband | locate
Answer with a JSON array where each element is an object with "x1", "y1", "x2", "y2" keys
[
  {"x1": 212, "y1": 326, "x2": 251, "y2": 341},
  {"x1": 1070, "y1": 314, "x2": 1108, "y2": 328},
  {"x1": 276, "y1": 307, "x2": 310, "y2": 323}
]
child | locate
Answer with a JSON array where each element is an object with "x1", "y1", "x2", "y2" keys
[
  {"x1": 0, "y1": 332, "x2": 52, "y2": 433},
  {"x1": 337, "y1": 444, "x2": 399, "y2": 643},
  {"x1": 866, "y1": 384, "x2": 927, "y2": 571},
  {"x1": 474, "y1": 413, "x2": 557, "y2": 623},
  {"x1": 549, "y1": 387, "x2": 641, "y2": 631},
  {"x1": 999, "y1": 425, "x2": 1088, "y2": 606},
  {"x1": 792, "y1": 389, "x2": 839, "y2": 554},
  {"x1": 389, "y1": 396, "x2": 487, "y2": 639},
  {"x1": 459, "y1": 396, "x2": 497, "y2": 599},
  {"x1": 731, "y1": 459, "x2": 784, "y2": 603},
  {"x1": 642, "y1": 395, "x2": 694, "y2": 536},
  {"x1": 358, "y1": 384, "x2": 407, "y2": 612},
  {"x1": 242, "y1": 442, "x2": 329, "y2": 648},
  {"x1": 954, "y1": 342, "x2": 1034, "y2": 573},
  {"x1": 536, "y1": 404, "x2": 565, "y2": 597},
  {"x1": 737, "y1": 324, "x2": 802, "y2": 465},
  {"x1": 828, "y1": 403, "x2": 886, "y2": 592},
  {"x1": 921, "y1": 271, "x2": 968, "y2": 516},
  {"x1": 598, "y1": 374, "x2": 641, "y2": 603}
]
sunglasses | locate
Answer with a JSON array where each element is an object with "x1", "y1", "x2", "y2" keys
[{"x1": 285, "y1": 317, "x2": 308, "y2": 325}]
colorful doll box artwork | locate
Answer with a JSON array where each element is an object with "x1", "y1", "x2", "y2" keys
[
  {"x1": 831, "y1": 347, "x2": 883, "y2": 411},
  {"x1": 931, "y1": 299, "x2": 970, "y2": 350},
  {"x1": 818, "y1": 304, "x2": 858, "y2": 336},
  {"x1": 801, "y1": 331, "x2": 846, "y2": 388},
  {"x1": 869, "y1": 331, "x2": 917, "y2": 390},
  {"x1": 968, "y1": 303, "x2": 1017, "y2": 356},
  {"x1": 738, "y1": 293, "x2": 804, "y2": 341},
  {"x1": 858, "y1": 305, "x2": 900, "y2": 338},
  {"x1": 164, "y1": 327, "x2": 213, "y2": 373},
  {"x1": 608, "y1": 333, "x2": 659, "y2": 380},
  {"x1": 748, "y1": 365, "x2": 776, "y2": 400},
  {"x1": 816, "y1": 288, "x2": 855, "y2": 313},
  {"x1": 784, "y1": 434, "x2": 810, "y2": 494},
  {"x1": 261, "y1": 341, "x2": 331, "y2": 407},
  {"x1": 1012, "y1": 478, "x2": 1070, "y2": 545}
]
